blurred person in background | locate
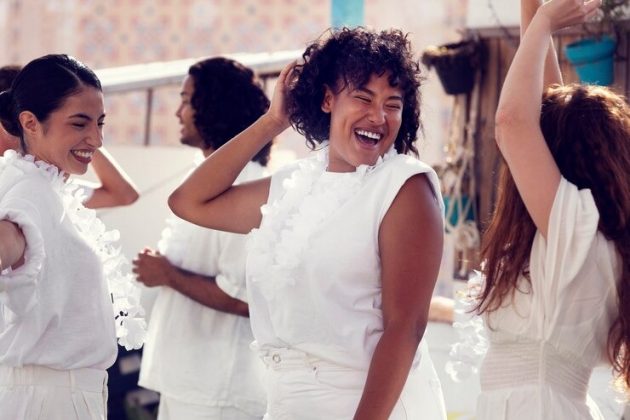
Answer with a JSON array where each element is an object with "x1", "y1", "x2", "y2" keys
[{"x1": 134, "y1": 57, "x2": 270, "y2": 420}]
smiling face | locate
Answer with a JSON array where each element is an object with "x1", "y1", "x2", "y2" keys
[
  {"x1": 322, "y1": 72, "x2": 403, "y2": 172},
  {"x1": 175, "y1": 75, "x2": 205, "y2": 151},
  {"x1": 23, "y1": 85, "x2": 105, "y2": 175}
]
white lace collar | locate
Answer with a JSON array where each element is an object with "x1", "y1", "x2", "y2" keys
[
  {"x1": 247, "y1": 144, "x2": 397, "y2": 295},
  {"x1": 2, "y1": 151, "x2": 146, "y2": 349}
]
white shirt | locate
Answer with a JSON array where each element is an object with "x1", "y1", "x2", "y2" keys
[
  {"x1": 138, "y1": 161, "x2": 266, "y2": 416},
  {"x1": 0, "y1": 152, "x2": 117, "y2": 370},
  {"x1": 246, "y1": 149, "x2": 443, "y2": 370},
  {"x1": 477, "y1": 177, "x2": 620, "y2": 419}
]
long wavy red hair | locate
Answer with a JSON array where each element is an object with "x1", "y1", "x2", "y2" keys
[{"x1": 478, "y1": 84, "x2": 630, "y2": 388}]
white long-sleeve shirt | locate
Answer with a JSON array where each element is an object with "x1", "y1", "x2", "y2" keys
[{"x1": 0, "y1": 152, "x2": 117, "y2": 370}]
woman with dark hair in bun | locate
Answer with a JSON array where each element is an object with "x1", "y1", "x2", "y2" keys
[
  {"x1": 169, "y1": 27, "x2": 446, "y2": 419},
  {"x1": 0, "y1": 54, "x2": 144, "y2": 420}
]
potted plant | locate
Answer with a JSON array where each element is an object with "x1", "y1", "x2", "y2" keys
[
  {"x1": 564, "y1": 0, "x2": 629, "y2": 86},
  {"x1": 421, "y1": 40, "x2": 482, "y2": 95}
]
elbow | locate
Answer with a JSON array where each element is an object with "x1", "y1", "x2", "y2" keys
[
  {"x1": 384, "y1": 315, "x2": 428, "y2": 346},
  {"x1": 168, "y1": 188, "x2": 186, "y2": 219},
  {"x1": 494, "y1": 106, "x2": 525, "y2": 149},
  {"x1": 119, "y1": 188, "x2": 139, "y2": 206}
]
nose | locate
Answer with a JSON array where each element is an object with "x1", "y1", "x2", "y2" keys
[
  {"x1": 175, "y1": 104, "x2": 182, "y2": 119},
  {"x1": 87, "y1": 124, "x2": 103, "y2": 148},
  {"x1": 367, "y1": 103, "x2": 386, "y2": 124}
]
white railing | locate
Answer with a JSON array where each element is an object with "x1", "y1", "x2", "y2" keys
[{"x1": 94, "y1": 50, "x2": 302, "y2": 145}]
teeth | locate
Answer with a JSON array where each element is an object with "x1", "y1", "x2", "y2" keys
[
  {"x1": 356, "y1": 129, "x2": 382, "y2": 140},
  {"x1": 72, "y1": 150, "x2": 93, "y2": 158}
]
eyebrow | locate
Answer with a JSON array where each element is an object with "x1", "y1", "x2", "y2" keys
[
  {"x1": 356, "y1": 87, "x2": 403, "y2": 102},
  {"x1": 69, "y1": 113, "x2": 106, "y2": 121}
]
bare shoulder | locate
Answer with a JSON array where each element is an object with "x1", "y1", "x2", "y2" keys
[{"x1": 386, "y1": 173, "x2": 443, "y2": 224}]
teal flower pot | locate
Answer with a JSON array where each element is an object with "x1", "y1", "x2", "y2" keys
[{"x1": 564, "y1": 36, "x2": 616, "y2": 86}]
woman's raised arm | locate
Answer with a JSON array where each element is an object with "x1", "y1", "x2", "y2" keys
[{"x1": 494, "y1": 0, "x2": 600, "y2": 238}]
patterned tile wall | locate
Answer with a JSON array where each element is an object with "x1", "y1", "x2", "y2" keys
[{"x1": 0, "y1": 0, "x2": 467, "y2": 161}]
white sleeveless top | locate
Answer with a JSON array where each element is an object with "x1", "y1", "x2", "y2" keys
[{"x1": 246, "y1": 147, "x2": 443, "y2": 370}]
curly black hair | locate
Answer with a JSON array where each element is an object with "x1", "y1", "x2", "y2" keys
[
  {"x1": 287, "y1": 27, "x2": 423, "y2": 156},
  {"x1": 188, "y1": 57, "x2": 271, "y2": 166}
]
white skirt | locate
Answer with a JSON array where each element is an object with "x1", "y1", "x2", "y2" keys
[
  {"x1": 0, "y1": 364, "x2": 108, "y2": 420},
  {"x1": 260, "y1": 344, "x2": 446, "y2": 420}
]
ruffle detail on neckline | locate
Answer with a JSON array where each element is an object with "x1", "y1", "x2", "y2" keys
[
  {"x1": 2, "y1": 151, "x2": 146, "y2": 349},
  {"x1": 247, "y1": 145, "x2": 397, "y2": 296}
]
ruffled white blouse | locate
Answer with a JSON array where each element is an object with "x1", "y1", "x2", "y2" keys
[
  {"x1": 477, "y1": 177, "x2": 621, "y2": 419},
  {"x1": 0, "y1": 151, "x2": 144, "y2": 370},
  {"x1": 246, "y1": 147, "x2": 443, "y2": 370}
]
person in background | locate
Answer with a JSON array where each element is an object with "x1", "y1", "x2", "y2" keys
[
  {"x1": 0, "y1": 65, "x2": 21, "y2": 155},
  {"x1": 134, "y1": 57, "x2": 269, "y2": 420},
  {"x1": 475, "y1": 0, "x2": 630, "y2": 418},
  {"x1": 168, "y1": 27, "x2": 447, "y2": 419},
  {"x1": 0, "y1": 53, "x2": 144, "y2": 420}
]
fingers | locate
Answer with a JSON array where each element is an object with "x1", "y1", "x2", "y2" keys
[
  {"x1": 278, "y1": 60, "x2": 297, "y2": 84},
  {"x1": 583, "y1": 0, "x2": 602, "y2": 19},
  {"x1": 541, "y1": 0, "x2": 603, "y2": 31}
]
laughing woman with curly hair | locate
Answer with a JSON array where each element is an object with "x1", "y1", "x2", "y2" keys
[{"x1": 168, "y1": 27, "x2": 447, "y2": 419}]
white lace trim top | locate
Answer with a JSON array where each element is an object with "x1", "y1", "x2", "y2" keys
[
  {"x1": 477, "y1": 177, "x2": 620, "y2": 420},
  {"x1": 0, "y1": 151, "x2": 145, "y2": 370},
  {"x1": 246, "y1": 146, "x2": 443, "y2": 369}
]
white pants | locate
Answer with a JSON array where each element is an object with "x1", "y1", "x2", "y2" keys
[
  {"x1": 0, "y1": 364, "x2": 108, "y2": 420},
  {"x1": 260, "y1": 345, "x2": 446, "y2": 420},
  {"x1": 157, "y1": 395, "x2": 262, "y2": 420}
]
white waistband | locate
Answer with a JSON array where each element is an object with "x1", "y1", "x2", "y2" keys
[
  {"x1": 0, "y1": 365, "x2": 108, "y2": 393},
  {"x1": 480, "y1": 341, "x2": 592, "y2": 400},
  {"x1": 257, "y1": 347, "x2": 366, "y2": 374}
]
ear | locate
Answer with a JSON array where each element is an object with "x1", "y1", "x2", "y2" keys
[
  {"x1": 18, "y1": 111, "x2": 41, "y2": 137},
  {"x1": 321, "y1": 85, "x2": 334, "y2": 113}
]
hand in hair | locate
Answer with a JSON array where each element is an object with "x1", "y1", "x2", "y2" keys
[{"x1": 266, "y1": 61, "x2": 297, "y2": 133}]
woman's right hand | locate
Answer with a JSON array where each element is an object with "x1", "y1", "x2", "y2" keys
[
  {"x1": 265, "y1": 61, "x2": 297, "y2": 133},
  {"x1": 539, "y1": 0, "x2": 601, "y2": 32}
]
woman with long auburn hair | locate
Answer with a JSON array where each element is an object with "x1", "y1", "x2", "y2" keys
[{"x1": 475, "y1": 0, "x2": 630, "y2": 418}]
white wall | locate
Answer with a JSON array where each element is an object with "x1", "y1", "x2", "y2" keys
[{"x1": 466, "y1": 0, "x2": 519, "y2": 28}]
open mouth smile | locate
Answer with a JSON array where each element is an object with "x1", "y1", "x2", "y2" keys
[
  {"x1": 355, "y1": 129, "x2": 383, "y2": 146},
  {"x1": 71, "y1": 149, "x2": 94, "y2": 164}
]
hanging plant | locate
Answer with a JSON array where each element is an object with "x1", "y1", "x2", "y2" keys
[
  {"x1": 421, "y1": 40, "x2": 482, "y2": 95},
  {"x1": 564, "y1": 0, "x2": 629, "y2": 86}
]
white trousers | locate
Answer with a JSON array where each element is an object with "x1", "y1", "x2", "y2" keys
[
  {"x1": 0, "y1": 364, "x2": 108, "y2": 420},
  {"x1": 157, "y1": 395, "x2": 262, "y2": 420},
  {"x1": 259, "y1": 345, "x2": 446, "y2": 420}
]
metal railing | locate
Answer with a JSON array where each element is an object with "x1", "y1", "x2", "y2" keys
[{"x1": 95, "y1": 50, "x2": 302, "y2": 145}]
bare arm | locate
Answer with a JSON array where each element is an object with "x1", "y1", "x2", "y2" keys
[
  {"x1": 353, "y1": 174, "x2": 444, "y2": 420},
  {"x1": 495, "y1": 0, "x2": 600, "y2": 237},
  {"x1": 81, "y1": 148, "x2": 139, "y2": 209},
  {"x1": 0, "y1": 220, "x2": 25, "y2": 270},
  {"x1": 522, "y1": 0, "x2": 563, "y2": 87},
  {"x1": 133, "y1": 249, "x2": 248, "y2": 317},
  {"x1": 168, "y1": 63, "x2": 295, "y2": 234}
]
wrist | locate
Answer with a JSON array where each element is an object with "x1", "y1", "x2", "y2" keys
[{"x1": 260, "y1": 112, "x2": 289, "y2": 136}]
